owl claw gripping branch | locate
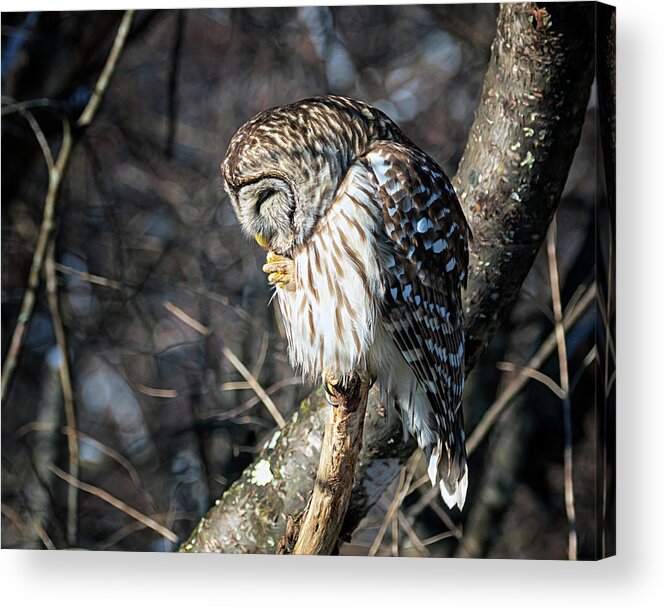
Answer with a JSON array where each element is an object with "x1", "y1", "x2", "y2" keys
[{"x1": 222, "y1": 96, "x2": 471, "y2": 510}]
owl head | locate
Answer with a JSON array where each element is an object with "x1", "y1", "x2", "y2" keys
[{"x1": 221, "y1": 96, "x2": 405, "y2": 255}]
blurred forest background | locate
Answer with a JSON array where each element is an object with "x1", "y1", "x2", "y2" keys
[{"x1": 1, "y1": 5, "x2": 610, "y2": 558}]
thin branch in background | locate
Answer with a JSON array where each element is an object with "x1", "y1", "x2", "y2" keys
[
  {"x1": 16, "y1": 422, "x2": 157, "y2": 513},
  {"x1": 220, "y1": 345, "x2": 287, "y2": 429},
  {"x1": 77, "y1": 10, "x2": 135, "y2": 128},
  {"x1": 0, "y1": 115, "x2": 72, "y2": 403},
  {"x1": 44, "y1": 238, "x2": 79, "y2": 546},
  {"x1": 1, "y1": 96, "x2": 55, "y2": 116},
  {"x1": 1, "y1": 503, "x2": 33, "y2": 543},
  {"x1": 397, "y1": 511, "x2": 431, "y2": 557},
  {"x1": 166, "y1": 10, "x2": 186, "y2": 158},
  {"x1": 369, "y1": 466, "x2": 406, "y2": 556},
  {"x1": 97, "y1": 512, "x2": 193, "y2": 551},
  {"x1": 496, "y1": 361, "x2": 566, "y2": 400},
  {"x1": 49, "y1": 465, "x2": 178, "y2": 544},
  {"x1": 421, "y1": 529, "x2": 456, "y2": 547},
  {"x1": 466, "y1": 282, "x2": 596, "y2": 455},
  {"x1": 252, "y1": 330, "x2": 270, "y2": 379},
  {"x1": 54, "y1": 262, "x2": 123, "y2": 289},
  {"x1": 19, "y1": 108, "x2": 54, "y2": 170},
  {"x1": 163, "y1": 300, "x2": 287, "y2": 428},
  {"x1": 32, "y1": 516, "x2": 56, "y2": 550},
  {"x1": 547, "y1": 218, "x2": 578, "y2": 561},
  {"x1": 369, "y1": 455, "x2": 419, "y2": 557}
]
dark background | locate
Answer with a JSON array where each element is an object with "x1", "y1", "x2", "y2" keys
[{"x1": 1, "y1": 5, "x2": 605, "y2": 558}]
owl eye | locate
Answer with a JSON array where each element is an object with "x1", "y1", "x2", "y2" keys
[{"x1": 256, "y1": 188, "x2": 276, "y2": 210}]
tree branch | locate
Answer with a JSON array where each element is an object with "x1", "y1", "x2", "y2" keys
[{"x1": 181, "y1": 2, "x2": 595, "y2": 554}]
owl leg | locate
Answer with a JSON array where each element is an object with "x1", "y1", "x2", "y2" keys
[{"x1": 262, "y1": 251, "x2": 295, "y2": 291}]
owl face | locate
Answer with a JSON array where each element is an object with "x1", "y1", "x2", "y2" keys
[
  {"x1": 223, "y1": 142, "x2": 343, "y2": 256},
  {"x1": 221, "y1": 96, "x2": 405, "y2": 255},
  {"x1": 230, "y1": 175, "x2": 297, "y2": 254}
]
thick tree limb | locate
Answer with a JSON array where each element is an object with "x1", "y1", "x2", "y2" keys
[{"x1": 181, "y1": 3, "x2": 595, "y2": 554}]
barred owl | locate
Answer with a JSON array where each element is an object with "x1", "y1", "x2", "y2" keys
[{"x1": 221, "y1": 96, "x2": 471, "y2": 509}]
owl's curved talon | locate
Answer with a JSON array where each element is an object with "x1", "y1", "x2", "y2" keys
[{"x1": 262, "y1": 251, "x2": 295, "y2": 291}]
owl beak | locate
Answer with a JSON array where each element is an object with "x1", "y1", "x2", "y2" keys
[{"x1": 255, "y1": 233, "x2": 270, "y2": 249}]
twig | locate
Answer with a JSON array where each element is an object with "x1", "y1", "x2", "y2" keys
[
  {"x1": 17, "y1": 422, "x2": 154, "y2": 510},
  {"x1": 397, "y1": 511, "x2": 431, "y2": 557},
  {"x1": 97, "y1": 512, "x2": 192, "y2": 551},
  {"x1": 32, "y1": 517, "x2": 56, "y2": 550},
  {"x1": 49, "y1": 465, "x2": 178, "y2": 544},
  {"x1": 54, "y1": 262, "x2": 123, "y2": 289},
  {"x1": 496, "y1": 361, "x2": 565, "y2": 399},
  {"x1": 466, "y1": 282, "x2": 596, "y2": 455},
  {"x1": 163, "y1": 300, "x2": 286, "y2": 428},
  {"x1": 220, "y1": 346, "x2": 287, "y2": 428},
  {"x1": 547, "y1": 220, "x2": 577, "y2": 560},
  {"x1": 369, "y1": 467, "x2": 407, "y2": 556},
  {"x1": 292, "y1": 373, "x2": 371, "y2": 555},
  {"x1": 1, "y1": 97, "x2": 55, "y2": 116},
  {"x1": 1, "y1": 503, "x2": 33, "y2": 543},
  {"x1": 44, "y1": 238, "x2": 79, "y2": 546},
  {"x1": 0, "y1": 115, "x2": 72, "y2": 403},
  {"x1": 19, "y1": 108, "x2": 54, "y2": 170},
  {"x1": 76, "y1": 10, "x2": 134, "y2": 128},
  {"x1": 165, "y1": 10, "x2": 186, "y2": 158}
]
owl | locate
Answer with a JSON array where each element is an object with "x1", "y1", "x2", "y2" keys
[{"x1": 221, "y1": 96, "x2": 470, "y2": 510}]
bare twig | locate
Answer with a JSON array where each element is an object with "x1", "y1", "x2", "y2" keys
[
  {"x1": 49, "y1": 465, "x2": 178, "y2": 544},
  {"x1": 77, "y1": 10, "x2": 134, "y2": 128},
  {"x1": 44, "y1": 238, "x2": 79, "y2": 545},
  {"x1": 1, "y1": 503, "x2": 33, "y2": 543},
  {"x1": 466, "y1": 282, "x2": 596, "y2": 455},
  {"x1": 220, "y1": 345, "x2": 286, "y2": 428},
  {"x1": 397, "y1": 511, "x2": 431, "y2": 557},
  {"x1": 19, "y1": 108, "x2": 54, "y2": 170},
  {"x1": 0, "y1": 115, "x2": 72, "y2": 403},
  {"x1": 1, "y1": 97, "x2": 55, "y2": 116},
  {"x1": 97, "y1": 513, "x2": 192, "y2": 551},
  {"x1": 547, "y1": 219, "x2": 577, "y2": 560},
  {"x1": 163, "y1": 300, "x2": 287, "y2": 428},
  {"x1": 496, "y1": 361, "x2": 566, "y2": 400},
  {"x1": 54, "y1": 262, "x2": 123, "y2": 289},
  {"x1": 369, "y1": 467, "x2": 407, "y2": 556},
  {"x1": 32, "y1": 517, "x2": 56, "y2": 550}
]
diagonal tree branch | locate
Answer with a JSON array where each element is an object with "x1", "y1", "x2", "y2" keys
[{"x1": 181, "y1": 2, "x2": 595, "y2": 554}]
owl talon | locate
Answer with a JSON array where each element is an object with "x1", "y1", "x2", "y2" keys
[{"x1": 262, "y1": 251, "x2": 295, "y2": 291}]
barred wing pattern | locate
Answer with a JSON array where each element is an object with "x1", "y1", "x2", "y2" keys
[{"x1": 363, "y1": 142, "x2": 470, "y2": 507}]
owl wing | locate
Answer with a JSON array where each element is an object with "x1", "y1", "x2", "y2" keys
[{"x1": 362, "y1": 141, "x2": 470, "y2": 507}]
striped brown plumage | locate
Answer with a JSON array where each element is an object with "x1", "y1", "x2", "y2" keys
[{"x1": 222, "y1": 96, "x2": 471, "y2": 509}]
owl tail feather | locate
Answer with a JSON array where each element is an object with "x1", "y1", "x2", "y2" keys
[{"x1": 427, "y1": 442, "x2": 468, "y2": 510}]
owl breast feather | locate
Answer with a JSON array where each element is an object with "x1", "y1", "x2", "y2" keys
[{"x1": 276, "y1": 166, "x2": 386, "y2": 380}]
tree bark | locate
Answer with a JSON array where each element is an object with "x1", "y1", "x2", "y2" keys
[
  {"x1": 180, "y1": 2, "x2": 595, "y2": 554},
  {"x1": 289, "y1": 374, "x2": 371, "y2": 555}
]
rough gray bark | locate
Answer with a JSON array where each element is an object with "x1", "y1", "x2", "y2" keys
[{"x1": 181, "y1": 2, "x2": 595, "y2": 554}]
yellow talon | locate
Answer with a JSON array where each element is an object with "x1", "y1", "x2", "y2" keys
[
  {"x1": 262, "y1": 250, "x2": 295, "y2": 291},
  {"x1": 255, "y1": 234, "x2": 270, "y2": 248},
  {"x1": 268, "y1": 272, "x2": 288, "y2": 284}
]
